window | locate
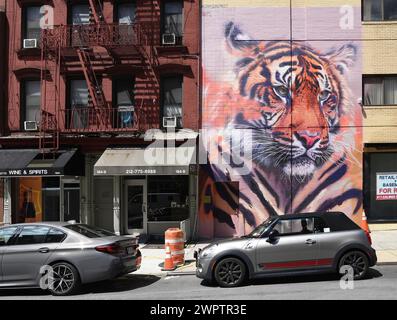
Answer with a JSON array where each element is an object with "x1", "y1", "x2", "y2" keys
[
  {"x1": 71, "y1": 4, "x2": 90, "y2": 25},
  {"x1": 116, "y1": 2, "x2": 136, "y2": 24},
  {"x1": 21, "y1": 80, "x2": 41, "y2": 124},
  {"x1": 272, "y1": 218, "x2": 314, "y2": 236},
  {"x1": 163, "y1": 0, "x2": 183, "y2": 44},
  {"x1": 114, "y1": 78, "x2": 135, "y2": 128},
  {"x1": 363, "y1": 76, "x2": 397, "y2": 105},
  {"x1": 313, "y1": 217, "x2": 329, "y2": 233},
  {"x1": 67, "y1": 79, "x2": 89, "y2": 129},
  {"x1": 46, "y1": 228, "x2": 66, "y2": 243},
  {"x1": 69, "y1": 4, "x2": 90, "y2": 46},
  {"x1": 23, "y1": 6, "x2": 41, "y2": 43},
  {"x1": 363, "y1": 0, "x2": 397, "y2": 21},
  {"x1": 42, "y1": 177, "x2": 60, "y2": 221},
  {"x1": 161, "y1": 75, "x2": 183, "y2": 128},
  {"x1": 0, "y1": 227, "x2": 19, "y2": 245},
  {"x1": 147, "y1": 176, "x2": 189, "y2": 222},
  {"x1": 15, "y1": 226, "x2": 50, "y2": 245}
]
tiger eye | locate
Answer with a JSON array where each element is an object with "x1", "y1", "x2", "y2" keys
[
  {"x1": 319, "y1": 90, "x2": 331, "y2": 101},
  {"x1": 275, "y1": 86, "x2": 289, "y2": 97}
]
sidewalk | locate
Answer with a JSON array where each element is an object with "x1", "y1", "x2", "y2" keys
[
  {"x1": 369, "y1": 223, "x2": 397, "y2": 265},
  {"x1": 135, "y1": 225, "x2": 397, "y2": 276},
  {"x1": 134, "y1": 242, "x2": 210, "y2": 276}
]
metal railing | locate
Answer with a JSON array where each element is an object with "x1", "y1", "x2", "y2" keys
[
  {"x1": 42, "y1": 23, "x2": 145, "y2": 50},
  {"x1": 60, "y1": 105, "x2": 143, "y2": 132}
]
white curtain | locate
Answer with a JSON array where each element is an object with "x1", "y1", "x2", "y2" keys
[
  {"x1": 364, "y1": 78, "x2": 383, "y2": 105},
  {"x1": 384, "y1": 77, "x2": 397, "y2": 105}
]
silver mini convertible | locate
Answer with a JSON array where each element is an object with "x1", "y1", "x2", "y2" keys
[
  {"x1": 195, "y1": 212, "x2": 377, "y2": 287},
  {"x1": 0, "y1": 222, "x2": 141, "y2": 295}
]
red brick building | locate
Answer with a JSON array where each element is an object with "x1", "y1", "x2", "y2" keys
[{"x1": 0, "y1": 0, "x2": 200, "y2": 240}]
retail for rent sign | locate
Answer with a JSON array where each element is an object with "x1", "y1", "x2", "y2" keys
[{"x1": 376, "y1": 173, "x2": 397, "y2": 200}]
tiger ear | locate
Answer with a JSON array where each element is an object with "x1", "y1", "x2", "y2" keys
[
  {"x1": 323, "y1": 43, "x2": 357, "y2": 75},
  {"x1": 224, "y1": 22, "x2": 262, "y2": 57}
]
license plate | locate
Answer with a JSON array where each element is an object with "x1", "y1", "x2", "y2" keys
[{"x1": 126, "y1": 247, "x2": 134, "y2": 255}]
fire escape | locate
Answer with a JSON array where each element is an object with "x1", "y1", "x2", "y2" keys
[{"x1": 39, "y1": 0, "x2": 160, "y2": 154}]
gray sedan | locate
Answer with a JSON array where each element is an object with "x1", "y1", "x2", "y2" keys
[
  {"x1": 195, "y1": 212, "x2": 377, "y2": 287},
  {"x1": 0, "y1": 222, "x2": 141, "y2": 295}
]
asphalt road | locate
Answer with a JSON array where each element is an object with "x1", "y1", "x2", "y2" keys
[{"x1": 0, "y1": 265, "x2": 396, "y2": 300}]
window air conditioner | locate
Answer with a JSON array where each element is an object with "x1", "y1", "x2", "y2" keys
[
  {"x1": 163, "y1": 116, "x2": 177, "y2": 128},
  {"x1": 24, "y1": 121, "x2": 38, "y2": 131},
  {"x1": 162, "y1": 33, "x2": 176, "y2": 45},
  {"x1": 23, "y1": 39, "x2": 38, "y2": 49}
]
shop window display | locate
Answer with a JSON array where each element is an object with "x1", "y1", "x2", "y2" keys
[{"x1": 147, "y1": 176, "x2": 189, "y2": 222}]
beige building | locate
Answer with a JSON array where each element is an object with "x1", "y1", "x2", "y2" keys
[{"x1": 362, "y1": 0, "x2": 397, "y2": 221}]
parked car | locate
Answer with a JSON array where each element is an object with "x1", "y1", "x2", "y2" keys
[
  {"x1": 195, "y1": 212, "x2": 377, "y2": 287},
  {"x1": 0, "y1": 222, "x2": 141, "y2": 295}
]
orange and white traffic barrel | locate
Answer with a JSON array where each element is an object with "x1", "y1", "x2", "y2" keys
[
  {"x1": 162, "y1": 243, "x2": 176, "y2": 271},
  {"x1": 165, "y1": 228, "x2": 185, "y2": 267}
]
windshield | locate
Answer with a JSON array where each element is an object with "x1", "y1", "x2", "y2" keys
[
  {"x1": 65, "y1": 224, "x2": 115, "y2": 238},
  {"x1": 245, "y1": 217, "x2": 276, "y2": 238}
]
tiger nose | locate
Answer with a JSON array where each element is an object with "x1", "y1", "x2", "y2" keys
[{"x1": 296, "y1": 130, "x2": 321, "y2": 149}]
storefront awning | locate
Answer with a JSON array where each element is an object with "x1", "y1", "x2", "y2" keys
[
  {"x1": 0, "y1": 149, "x2": 84, "y2": 177},
  {"x1": 94, "y1": 147, "x2": 197, "y2": 176}
]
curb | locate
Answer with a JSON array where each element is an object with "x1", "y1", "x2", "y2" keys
[
  {"x1": 376, "y1": 262, "x2": 397, "y2": 266},
  {"x1": 166, "y1": 271, "x2": 196, "y2": 276}
]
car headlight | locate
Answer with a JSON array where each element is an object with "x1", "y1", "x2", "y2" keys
[{"x1": 201, "y1": 245, "x2": 217, "y2": 258}]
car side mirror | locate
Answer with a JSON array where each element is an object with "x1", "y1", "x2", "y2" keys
[
  {"x1": 267, "y1": 229, "x2": 279, "y2": 243},
  {"x1": 0, "y1": 239, "x2": 6, "y2": 246}
]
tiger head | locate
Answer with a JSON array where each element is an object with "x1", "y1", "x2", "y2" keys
[{"x1": 224, "y1": 22, "x2": 357, "y2": 181}]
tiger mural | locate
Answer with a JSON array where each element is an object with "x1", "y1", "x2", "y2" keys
[{"x1": 199, "y1": 22, "x2": 363, "y2": 238}]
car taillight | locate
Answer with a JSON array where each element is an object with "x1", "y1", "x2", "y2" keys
[
  {"x1": 365, "y1": 230, "x2": 372, "y2": 245},
  {"x1": 95, "y1": 243, "x2": 123, "y2": 255}
]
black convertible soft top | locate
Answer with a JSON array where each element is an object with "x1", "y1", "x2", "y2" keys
[{"x1": 278, "y1": 211, "x2": 361, "y2": 232}]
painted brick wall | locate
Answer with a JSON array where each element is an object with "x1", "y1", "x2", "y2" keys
[{"x1": 4, "y1": 0, "x2": 200, "y2": 134}]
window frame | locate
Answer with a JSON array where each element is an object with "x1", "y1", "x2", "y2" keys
[
  {"x1": 20, "y1": 78, "x2": 41, "y2": 129},
  {"x1": 269, "y1": 217, "x2": 315, "y2": 237},
  {"x1": 0, "y1": 226, "x2": 20, "y2": 246},
  {"x1": 160, "y1": 74, "x2": 184, "y2": 129},
  {"x1": 362, "y1": 0, "x2": 397, "y2": 22},
  {"x1": 114, "y1": 0, "x2": 137, "y2": 24},
  {"x1": 22, "y1": 5, "x2": 42, "y2": 46},
  {"x1": 161, "y1": 0, "x2": 184, "y2": 44},
  {"x1": 9, "y1": 225, "x2": 67, "y2": 246},
  {"x1": 363, "y1": 75, "x2": 397, "y2": 106}
]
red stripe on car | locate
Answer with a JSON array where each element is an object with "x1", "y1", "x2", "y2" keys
[{"x1": 259, "y1": 258, "x2": 333, "y2": 269}]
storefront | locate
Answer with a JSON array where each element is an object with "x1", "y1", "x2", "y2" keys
[
  {"x1": 0, "y1": 149, "x2": 84, "y2": 224},
  {"x1": 93, "y1": 146, "x2": 198, "y2": 241},
  {"x1": 364, "y1": 144, "x2": 397, "y2": 222}
]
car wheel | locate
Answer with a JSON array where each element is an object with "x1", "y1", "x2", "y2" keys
[
  {"x1": 338, "y1": 250, "x2": 369, "y2": 280},
  {"x1": 214, "y1": 257, "x2": 246, "y2": 287},
  {"x1": 47, "y1": 262, "x2": 81, "y2": 296}
]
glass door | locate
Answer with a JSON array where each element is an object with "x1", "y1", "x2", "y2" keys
[
  {"x1": 125, "y1": 180, "x2": 147, "y2": 235},
  {"x1": 61, "y1": 179, "x2": 80, "y2": 223}
]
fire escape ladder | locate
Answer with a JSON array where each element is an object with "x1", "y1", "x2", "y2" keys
[
  {"x1": 88, "y1": 0, "x2": 105, "y2": 24},
  {"x1": 39, "y1": 30, "x2": 60, "y2": 155},
  {"x1": 76, "y1": 48, "x2": 108, "y2": 127}
]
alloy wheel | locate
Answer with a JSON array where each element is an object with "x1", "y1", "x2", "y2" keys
[
  {"x1": 340, "y1": 251, "x2": 368, "y2": 279},
  {"x1": 49, "y1": 264, "x2": 76, "y2": 295},
  {"x1": 215, "y1": 258, "x2": 246, "y2": 287}
]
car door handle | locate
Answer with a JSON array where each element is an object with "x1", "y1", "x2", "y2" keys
[
  {"x1": 305, "y1": 239, "x2": 316, "y2": 245},
  {"x1": 38, "y1": 247, "x2": 50, "y2": 253}
]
